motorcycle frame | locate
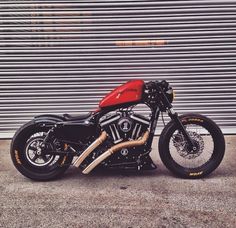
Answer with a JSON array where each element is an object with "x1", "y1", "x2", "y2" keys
[{"x1": 37, "y1": 80, "x2": 194, "y2": 157}]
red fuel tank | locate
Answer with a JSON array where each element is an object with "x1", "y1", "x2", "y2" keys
[{"x1": 99, "y1": 80, "x2": 144, "y2": 109}]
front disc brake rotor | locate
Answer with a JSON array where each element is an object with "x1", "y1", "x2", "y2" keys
[{"x1": 172, "y1": 131, "x2": 204, "y2": 159}]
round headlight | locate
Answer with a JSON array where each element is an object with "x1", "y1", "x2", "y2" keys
[
  {"x1": 173, "y1": 90, "x2": 176, "y2": 101},
  {"x1": 166, "y1": 88, "x2": 174, "y2": 103}
]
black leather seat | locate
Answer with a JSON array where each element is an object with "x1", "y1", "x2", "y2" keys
[{"x1": 63, "y1": 112, "x2": 92, "y2": 121}]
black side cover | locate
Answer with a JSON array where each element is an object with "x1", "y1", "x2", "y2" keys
[{"x1": 35, "y1": 114, "x2": 97, "y2": 143}]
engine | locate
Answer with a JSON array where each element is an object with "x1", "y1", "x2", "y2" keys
[
  {"x1": 100, "y1": 111, "x2": 150, "y2": 144},
  {"x1": 97, "y1": 110, "x2": 150, "y2": 169}
]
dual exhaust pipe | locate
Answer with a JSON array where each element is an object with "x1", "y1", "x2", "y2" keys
[{"x1": 73, "y1": 130, "x2": 149, "y2": 174}]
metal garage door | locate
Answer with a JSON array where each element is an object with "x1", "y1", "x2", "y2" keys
[{"x1": 1, "y1": 0, "x2": 236, "y2": 138}]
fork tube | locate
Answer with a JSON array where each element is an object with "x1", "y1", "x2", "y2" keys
[
  {"x1": 168, "y1": 109, "x2": 194, "y2": 148},
  {"x1": 159, "y1": 88, "x2": 195, "y2": 149}
]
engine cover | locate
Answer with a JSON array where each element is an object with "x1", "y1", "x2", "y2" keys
[
  {"x1": 100, "y1": 111, "x2": 150, "y2": 144},
  {"x1": 118, "y1": 117, "x2": 133, "y2": 133}
]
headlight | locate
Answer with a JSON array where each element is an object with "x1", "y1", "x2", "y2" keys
[
  {"x1": 166, "y1": 88, "x2": 174, "y2": 103},
  {"x1": 173, "y1": 90, "x2": 176, "y2": 101}
]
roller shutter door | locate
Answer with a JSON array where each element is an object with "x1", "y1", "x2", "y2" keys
[{"x1": 1, "y1": 0, "x2": 236, "y2": 138}]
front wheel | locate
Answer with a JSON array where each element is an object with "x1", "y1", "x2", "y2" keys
[{"x1": 159, "y1": 114, "x2": 225, "y2": 178}]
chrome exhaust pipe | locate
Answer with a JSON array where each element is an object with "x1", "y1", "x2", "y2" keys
[
  {"x1": 73, "y1": 131, "x2": 107, "y2": 168},
  {"x1": 82, "y1": 131, "x2": 149, "y2": 174}
]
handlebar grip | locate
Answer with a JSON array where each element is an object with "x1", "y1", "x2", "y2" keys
[{"x1": 115, "y1": 40, "x2": 167, "y2": 47}]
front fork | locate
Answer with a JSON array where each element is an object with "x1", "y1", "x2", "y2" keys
[
  {"x1": 146, "y1": 106, "x2": 195, "y2": 152},
  {"x1": 167, "y1": 107, "x2": 195, "y2": 150},
  {"x1": 157, "y1": 86, "x2": 196, "y2": 151}
]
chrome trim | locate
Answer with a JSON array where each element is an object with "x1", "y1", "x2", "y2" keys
[
  {"x1": 100, "y1": 115, "x2": 121, "y2": 127},
  {"x1": 109, "y1": 125, "x2": 116, "y2": 141},
  {"x1": 131, "y1": 123, "x2": 138, "y2": 139},
  {"x1": 113, "y1": 123, "x2": 121, "y2": 140},
  {"x1": 130, "y1": 115, "x2": 150, "y2": 125},
  {"x1": 136, "y1": 125, "x2": 142, "y2": 140}
]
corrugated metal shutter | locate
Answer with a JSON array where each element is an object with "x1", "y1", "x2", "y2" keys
[{"x1": 1, "y1": 0, "x2": 236, "y2": 138}]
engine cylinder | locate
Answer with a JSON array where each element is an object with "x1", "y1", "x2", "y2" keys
[{"x1": 99, "y1": 112, "x2": 150, "y2": 144}]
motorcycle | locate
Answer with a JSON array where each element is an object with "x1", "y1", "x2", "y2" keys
[
  {"x1": 11, "y1": 40, "x2": 225, "y2": 181},
  {"x1": 11, "y1": 79, "x2": 225, "y2": 181}
]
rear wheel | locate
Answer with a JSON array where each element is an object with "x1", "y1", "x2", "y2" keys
[
  {"x1": 159, "y1": 114, "x2": 225, "y2": 178},
  {"x1": 11, "y1": 121, "x2": 73, "y2": 181}
]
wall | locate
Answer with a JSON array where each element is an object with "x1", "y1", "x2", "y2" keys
[{"x1": 1, "y1": 0, "x2": 236, "y2": 137}]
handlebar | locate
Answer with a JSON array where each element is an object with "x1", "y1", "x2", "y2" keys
[
  {"x1": 115, "y1": 40, "x2": 167, "y2": 47},
  {"x1": 145, "y1": 80, "x2": 169, "y2": 91}
]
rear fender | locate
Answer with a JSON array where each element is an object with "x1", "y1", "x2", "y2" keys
[
  {"x1": 12, "y1": 115, "x2": 64, "y2": 142},
  {"x1": 11, "y1": 115, "x2": 66, "y2": 157}
]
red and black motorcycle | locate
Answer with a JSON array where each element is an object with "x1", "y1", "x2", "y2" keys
[{"x1": 11, "y1": 79, "x2": 225, "y2": 180}]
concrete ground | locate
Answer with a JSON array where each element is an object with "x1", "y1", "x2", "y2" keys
[{"x1": 0, "y1": 136, "x2": 235, "y2": 228}]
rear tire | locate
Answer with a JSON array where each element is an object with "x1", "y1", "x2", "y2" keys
[
  {"x1": 11, "y1": 121, "x2": 73, "y2": 181},
  {"x1": 159, "y1": 114, "x2": 225, "y2": 179}
]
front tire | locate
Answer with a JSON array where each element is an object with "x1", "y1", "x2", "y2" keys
[
  {"x1": 159, "y1": 114, "x2": 225, "y2": 178},
  {"x1": 11, "y1": 121, "x2": 73, "y2": 181}
]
